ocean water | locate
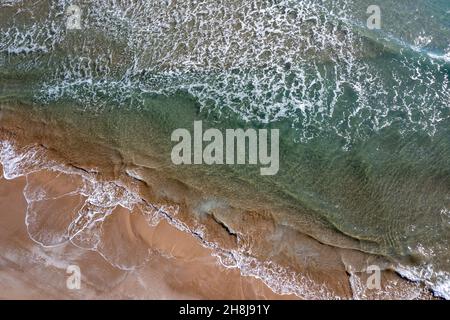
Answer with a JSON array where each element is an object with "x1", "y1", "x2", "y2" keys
[{"x1": 0, "y1": 0, "x2": 449, "y2": 298}]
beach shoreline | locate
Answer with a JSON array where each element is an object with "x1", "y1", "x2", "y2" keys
[{"x1": 0, "y1": 103, "x2": 435, "y2": 299}]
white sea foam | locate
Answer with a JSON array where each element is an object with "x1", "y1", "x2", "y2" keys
[
  {"x1": 397, "y1": 264, "x2": 450, "y2": 300},
  {"x1": 213, "y1": 248, "x2": 340, "y2": 299},
  {"x1": 427, "y1": 51, "x2": 450, "y2": 63},
  {"x1": 0, "y1": 140, "x2": 55, "y2": 179}
]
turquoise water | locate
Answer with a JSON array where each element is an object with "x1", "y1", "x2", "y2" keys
[{"x1": 0, "y1": 0, "x2": 449, "y2": 297}]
